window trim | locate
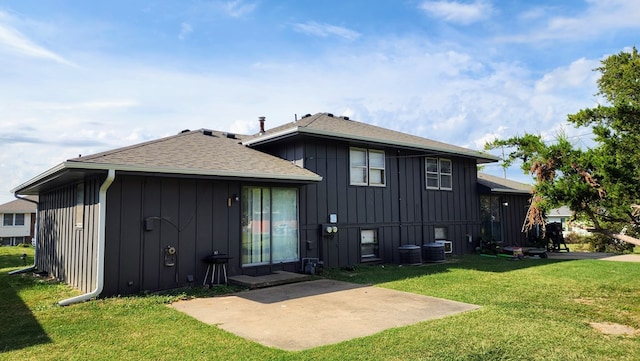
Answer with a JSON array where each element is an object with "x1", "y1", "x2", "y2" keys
[
  {"x1": 2, "y1": 213, "x2": 27, "y2": 227},
  {"x1": 241, "y1": 186, "x2": 300, "y2": 267},
  {"x1": 426, "y1": 157, "x2": 452, "y2": 191},
  {"x1": 360, "y1": 229, "x2": 380, "y2": 261},
  {"x1": 368, "y1": 149, "x2": 386, "y2": 187},
  {"x1": 350, "y1": 147, "x2": 386, "y2": 187},
  {"x1": 349, "y1": 147, "x2": 369, "y2": 186},
  {"x1": 439, "y1": 158, "x2": 452, "y2": 190},
  {"x1": 3, "y1": 213, "x2": 25, "y2": 227},
  {"x1": 75, "y1": 183, "x2": 84, "y2": 228}
]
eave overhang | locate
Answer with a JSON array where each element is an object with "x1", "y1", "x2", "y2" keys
[
  {"x1": 243, "y1": 126, "x2": 499, "y2": 164},
  {"x1": 12, "y1": 160, "x2": 322, "y2": 195}
]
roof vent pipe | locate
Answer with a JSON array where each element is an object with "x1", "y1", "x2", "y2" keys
[{"x1": 259, "y1": 116, "x2": 266, "y2": 134}]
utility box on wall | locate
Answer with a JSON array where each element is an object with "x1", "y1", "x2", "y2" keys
[{"x1": 321, "y1": 223, "x2": 338, "y2": 237}]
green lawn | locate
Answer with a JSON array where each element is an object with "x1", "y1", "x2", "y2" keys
[{"x1": 1, "y1": 246, "x2": 639, "y2": 360}]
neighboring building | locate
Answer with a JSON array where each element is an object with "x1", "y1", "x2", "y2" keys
[
  {"x1": 547, "y1": 206, "x2": 590, "y2": 236},
  {"x1": 0, "y1": 195, "x2": 37, "y2": 246},
  {"x1": 12, "y1": 112, "x2": 533, "y2": 299},
  {"x1": 547, "y1": 206, "x2": 571, "y2": 228}
]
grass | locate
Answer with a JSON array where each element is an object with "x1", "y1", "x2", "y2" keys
[{"x1": 1, "y1": 246, "x2": 639, "y2": 360}]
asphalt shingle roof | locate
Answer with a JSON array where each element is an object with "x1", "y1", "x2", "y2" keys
[
  {"x1": 0, "y1": 196, "x2": 38, "y2": 213},
  {"x1": 7, "y1": 130, "x2": 321, "y2": 196},
  {"x1": 244, "y1": 113, "x2": 498, "y2": 163},
  {"x1": 477, "y1": 173, "x2": 532, "y2": 194},
  {"x1": 67, "y1": 129, "x2": 320, "y2": 181}
]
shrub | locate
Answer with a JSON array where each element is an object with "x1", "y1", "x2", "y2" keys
[
  {"x1": 587, "y1": 233, "x2": 635, "y2": 253},
  {"x1": 563, "y1": 232, "x2": 590, "y2": 244}
]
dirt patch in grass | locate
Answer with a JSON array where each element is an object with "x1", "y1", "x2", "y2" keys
[
  {"x1": 574, "y1": 297, "x2": 597, "y2": 305},
  {"x1": 590, "y1": 322, "x2": 638, "y2": 336}
]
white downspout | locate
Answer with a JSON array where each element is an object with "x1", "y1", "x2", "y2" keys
[
  {"x1": 8, "y1": 195, "x2": 39, "y2": 275},
  {"x1": 59, "y1": 169, "x2": 115, "y2": 306}
]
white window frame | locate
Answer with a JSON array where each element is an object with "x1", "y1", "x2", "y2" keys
[
  {"x1": 350, "y1": 147, "x2": 386, "y2": 187},
  {"x1": 426, "y1": 158, "x2": 452, "y2": 191},
  {"x1": 349, "y1": 148, "x2": 368, "y2": 186},
  {"x1": 360, "y1": 229, "x2": 379, "y2": 260},
  {"x1": 2, "y1": 213, "x2": 24, "y2": 226},
  {"x1": 368, "y1": 150, "x2": 386, "y2": 186},
  {"x1": 241, "y1": 186, "x2": 299, "y2": 267},
  {"x1": 439, "y1": 159, "x2": 452, "y2": 190},
  {"x1": 75, "y1": 183, "x2": 84, "y2": 228}
]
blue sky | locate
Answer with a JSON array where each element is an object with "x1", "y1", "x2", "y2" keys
[{"x1": 1, "y1": 0, "x2": 639, "y2": 204}]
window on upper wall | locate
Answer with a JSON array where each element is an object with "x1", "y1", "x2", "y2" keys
[
  {"x1": 350, "y1": 148, "x2": 386, "y2": 186},
  {"x1": 3, "y1": 213, "x2": 25, "y2": 226},
  {"x1": 426, "y1": 158, "x2": 452, "y2": 190}
]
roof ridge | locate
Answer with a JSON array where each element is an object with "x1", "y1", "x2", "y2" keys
[
  {"x1": 300, "y1": 112, "x2": 325, "y2": 128},
  {"x1": 69, "y1": 129, "x2": 206, "y2": 162}
]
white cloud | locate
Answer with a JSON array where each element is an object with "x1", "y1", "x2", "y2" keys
[
  {"x1": 474, "y1": 125, "x2": 508, "y2": 149},
  {"x1": 0, "y1": 21, "x2": 604, "y2": 204},
  {"x1": 419, "y1": 0, "x2": 493, "y2": 25},
  {"x1": 179, "y1": 22, "x2": 193, "y2": 40},
  {"x1": 504, "y1": 0, "x2": 640, "y2": 43},
  {"x1": 292, "y1": 21, "x2": 361, "y2": 41},
  {"x1": 28, "y1": 100, "x2": 138, "y2": 111},
  {"x1": 517, "y1": 6, "x2": 550, "y2": 21},
  {"x1": 221, "y1": 0, "x2": 258, "y2": 18},
  {"x1": 535, "y1": 58, "x2": 599, "y2": 93},
  {"x1": 0, "y1": 15, "x2": 75, "y2": 66}
]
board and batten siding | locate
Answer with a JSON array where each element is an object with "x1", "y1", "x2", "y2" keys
[
  {"x1": 498, "y1": 193, "x2": 530, "y2": 245},
  {"x1": 37, "y1": 175, "x2": 102, "y2": 294},
  {"x1": 102, "y1": 175, "x2": 243, "y2": 296},
  {"x1": 259, "y1": 138, "x2": 483, "y2": 268}
]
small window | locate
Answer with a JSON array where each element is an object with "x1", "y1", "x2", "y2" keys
[
  {"x1": 350, "y1": 148, "x2": 386, "y2": 187},
  {"x1": 14, "y1": 213, "x2": 25, "y2": 226},
  {"x1": 440, "y1": 159, "x2": 452, "y2": 190},
  {"x1": 360, "y1": 229, "x2": 379, "y2": 261},
  {"x1": 2, "y1": 213, "x2": 24, "y2": 226},
  {"x1": 75, "y1": 183, "x2": 84, "y2": 228},
  {"x1": 349, "y1": 148, "x2": 368, "y2": 185},
  {"x1": 368, "y1": 150, "x2": 385, "y2": 186},
  {"x1": 426, "y1": 158, "x2": 439, "y2": 189},
  {"x1": 426, "y1": 158, "x2": 452, "y2": 190},
  {"x1": 434, "y1": 226, "x2": 448, "y2": 240}
]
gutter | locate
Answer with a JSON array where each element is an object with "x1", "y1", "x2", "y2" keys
[
  {"x1": 488, "y1": 188, "x2": 532, "y2": 194},
  {"x1": 59, "y1": 169, "x2": 115, "y2": 306},
  {"x1": 12, "y1": 161, "x2": 321, "y2": 196},
  {"x1": 8, "y1": 195, "x2": 39, "y2": 275}
]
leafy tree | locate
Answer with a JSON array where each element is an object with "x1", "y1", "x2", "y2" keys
[{"x1": 486, "y1": 47, "x2": 640, "y2": 247}]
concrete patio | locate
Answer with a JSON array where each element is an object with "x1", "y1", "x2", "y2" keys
[{"x1": 170, "y1": 279, "x2": 480, "y2": 351}]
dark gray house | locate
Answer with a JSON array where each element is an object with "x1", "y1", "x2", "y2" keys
[{"x1": 12, "y1": 112, "x2": 530, "y2": 302}]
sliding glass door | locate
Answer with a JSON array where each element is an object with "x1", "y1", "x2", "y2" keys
[{"x1": 241, "y1": 187, "x2": 299, "y2": 266}]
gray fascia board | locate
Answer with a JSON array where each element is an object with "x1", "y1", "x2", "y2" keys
[
  {"x1": 489, "y1": 187, "x2": 531, "y2": 194},
  {"x1": 244, "y1": 127, "x2": 499, "y2": 163}
]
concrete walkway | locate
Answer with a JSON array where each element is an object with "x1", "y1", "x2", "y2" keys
[
  {"x1": 546, "y1": 252, "x2": 640, "y2": 262},
  {"x1": 169, "y1": 279, "x2": 479, "y2": 351}
]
